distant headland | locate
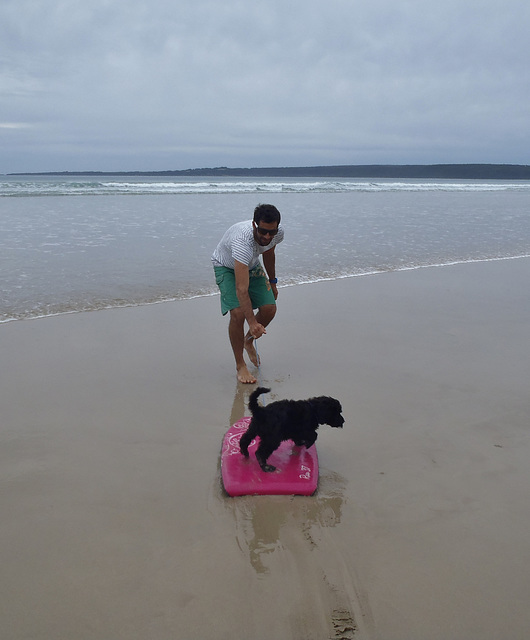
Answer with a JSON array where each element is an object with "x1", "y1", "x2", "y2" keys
[{"x1": 8, "y1": 164, "x2": 530, "y2": 179}]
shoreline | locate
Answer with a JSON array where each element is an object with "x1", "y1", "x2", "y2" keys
[
  {"x1": 3, "y1": 252, "x2": 530, "y2": 326},
  {"x1": 2, "y1": 258, "x2": 530, "y2": 639}
]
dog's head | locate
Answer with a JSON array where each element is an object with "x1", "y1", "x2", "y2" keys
[{"x1": 311, "y1": 396, "x2": 345, "y2": 428}]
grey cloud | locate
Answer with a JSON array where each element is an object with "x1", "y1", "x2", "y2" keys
[{"x1": 1, "y1": 0, "x2": 528, "y2": 172}]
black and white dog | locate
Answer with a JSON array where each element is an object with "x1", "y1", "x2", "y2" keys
[{"x1": 240, "y1": 387, "x2": 344, "y2": 472}]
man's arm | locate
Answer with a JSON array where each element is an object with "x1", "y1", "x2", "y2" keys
[
  {"x1": 234, "y1": 260, "x2": 266, "y2": 338},
  {"x1": 262, "y1": 246, "x2": 278, "y2": 299}
]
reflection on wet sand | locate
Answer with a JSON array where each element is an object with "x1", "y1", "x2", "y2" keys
[
  {"x1": 228, "y1": 380, "x2": 285, "y2": 427},
  {"x1": 230, "y1": 470, "x2": 346, "y2": 575},
  {"x1": 219, "y1": 464, "x2": 365, "y2": 638}
]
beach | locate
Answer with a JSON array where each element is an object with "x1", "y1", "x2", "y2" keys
[{"x1": 1, "y1": 257, "x2": 530, "y2": 639}]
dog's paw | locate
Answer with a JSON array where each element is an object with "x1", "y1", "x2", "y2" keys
[{"x1": 260, "y1": 463, "x2": 277, "y2": 473}]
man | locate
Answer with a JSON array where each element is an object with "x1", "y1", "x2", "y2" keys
[{"x1": 212, "y1": 204, "x2": 284, "y2": 384}]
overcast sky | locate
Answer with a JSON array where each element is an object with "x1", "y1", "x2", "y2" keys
[{"x1": 1, "y1": 0, "x2": 529, "y2": 173}]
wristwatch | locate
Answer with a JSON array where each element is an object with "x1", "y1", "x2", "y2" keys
[{"x1": 269, "y1": 278, "x2": 278, "y2": 284}]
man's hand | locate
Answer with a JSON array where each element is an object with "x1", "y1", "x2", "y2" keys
[{"x1": 249, "y1": 321, "x2": 267, "y2": 339}]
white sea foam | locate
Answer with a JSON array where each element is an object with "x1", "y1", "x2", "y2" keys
[{"x1": 2, "y1": 178, "x2": 530, "y2": 197}]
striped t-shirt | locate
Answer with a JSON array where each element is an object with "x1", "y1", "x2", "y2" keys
[{"x1": 211, "y1": 220, "x2": 284, "y2": 269}]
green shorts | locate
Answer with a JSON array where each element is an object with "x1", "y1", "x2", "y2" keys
[{"x1": 214, "y1": 264, "x2": 276, "y2": 316}]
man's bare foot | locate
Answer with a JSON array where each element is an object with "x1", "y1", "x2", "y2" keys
[
  {"x1": 237, "y1": 364, "x2": 257, "y2": 384},
  {"x1": 244, "y1": 336, "x2": 260, "y2": 367}
]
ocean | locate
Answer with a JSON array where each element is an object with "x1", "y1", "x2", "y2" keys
[{"x1": 1, "y1": 175, "x2": 530, "y2": 323}]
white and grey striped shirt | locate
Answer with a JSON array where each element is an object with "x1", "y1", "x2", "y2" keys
[{"x1": 211, "y1": 220, "x2": 284, "y2": 269}]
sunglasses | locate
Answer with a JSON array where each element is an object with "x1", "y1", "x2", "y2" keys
[{"x1": 254, "y1": 224, "x2": 279, "y2": 237}]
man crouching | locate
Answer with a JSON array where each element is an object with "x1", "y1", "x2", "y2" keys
[{"x1": 212, "y1": 204, "x2": 284, "y2": 384}]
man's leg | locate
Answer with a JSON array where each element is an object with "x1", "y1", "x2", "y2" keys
[
  {"x1": 229, "y1": 307, "x2": 257, "y2": 384},
  {"x1": 215, "y1": 266, "x2": 257, "y2": 383},
  {"x1": 244, "y1": 304, "x2": 276, "y2": 367}
]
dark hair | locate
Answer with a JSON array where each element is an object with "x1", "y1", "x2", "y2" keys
[{"x1": 253, "y1": 203, "x2": 281, "y2": 226}]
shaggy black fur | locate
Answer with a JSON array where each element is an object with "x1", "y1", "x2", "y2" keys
[{"x1": 240, "y1": 387, "x2": 344, "y2": 472}]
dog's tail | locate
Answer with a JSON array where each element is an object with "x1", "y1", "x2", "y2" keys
[{"x1": 248, "y1": 386, "x2": 270, "y2": 416}]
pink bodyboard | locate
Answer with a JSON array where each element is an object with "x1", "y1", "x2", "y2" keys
[{"x1": 221, "y1": 416, "x2": 319, "y2": 496}]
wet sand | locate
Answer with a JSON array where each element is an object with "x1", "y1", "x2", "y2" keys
[{"x1": 1, "y1": 258, "x2": 530, "y2": 639}]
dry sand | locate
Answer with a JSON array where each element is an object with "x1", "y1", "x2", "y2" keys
[{"x1": 1, "y1": 258, "x2": 530, "y2": 639}]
